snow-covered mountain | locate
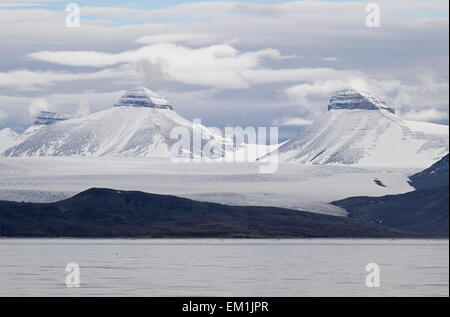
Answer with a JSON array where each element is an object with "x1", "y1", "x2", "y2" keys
[
  {"x1": 0, "y1": 128, "x2": 21, "y2": 153},
  {"x1": 267, "y1": 89, "x2": 449, "y2": 167},
  {"x1": 3, "y1": 87, "x2": 231, "y2": 158}
]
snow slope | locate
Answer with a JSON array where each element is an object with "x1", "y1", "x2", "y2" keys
[
  {"x1": 269, "y1": 89, "x2": 449, "y2": 168},
  {"x1": 0, "y1": 128, "x2": 21, "y2": 153}
]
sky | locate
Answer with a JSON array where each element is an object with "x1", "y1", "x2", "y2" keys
[{"x1": 0, "y1": 0, "x2": 448, "y2": 140}]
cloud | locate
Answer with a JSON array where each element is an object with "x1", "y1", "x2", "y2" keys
[
  {"x1": 26, "y1": 43, "x2": 289, "y2": 89},
  {"x1": 27, "y1": 43, "x2": 274, "y2": 69},
  {"x1": 135, "y1": 33, "x2": 219, "y2": 45},
  {"x1": 8, "y1": 39, "x2": 450, "y2": 127},
  {"x1": 0, "y1": 109, "x2": 6, "y2": 122},
  {"x1": 0, "y1": 90, "x2": 124, "y2": 130},
  {"x1": 242, "y1": 68, "x2": 364, "y2": 86},
  {"x1": 0, "y1": 0, "x2": 448, "y2": 132},
  {"x1": 283, "y1": 79, "x2": 371, "y2": 113},
  {"x1": 24, "y1": 42, "x2": 380, "y2": 93},
  {"x1": 400, "y1": 109, "x2": 448, "y2": 122},
  {"x1": 75, "y1": 1, "x2": 448, "y2": 23},
  {"x1": 0, "y1": 3, "x2": 41, "y2": 8},
  {"x1": 272, "y1": 116, "x2": 313, "y2": 127},
  {"x1": 0, "y1": 0, "x2": 60, "y2": 8},
  {"x1": 285, "y1": 79, "x2": 368, "y2": 99},
  {"x1": 283, "y1": 74, "x2": 449, "y2": 120},
  {"x1": 28, "y1": 97, "x2": 53, "y2": 118},
  {"x1": 0, "y1": 8, "x2": 62, "y2": 23},
  {"x1": 77, "y1": 99, "x2": 90, "y2": 116},
  {"x1": 131, "y1": 58, "x2": 171, "y2": 85},
  {"x1": 322, "y1": 57, "x2": 339, "y2": 62},
  {"x1": 0, "y1": 67, "x2": 131, "y2": 90}
]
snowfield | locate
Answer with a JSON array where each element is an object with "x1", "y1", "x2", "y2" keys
[
  {"x1": 0, "y1": 128, "x2": 21, "y2": 154},
  {"x1": 0, "y1": 157, "x2": 418, "y2": 216}
]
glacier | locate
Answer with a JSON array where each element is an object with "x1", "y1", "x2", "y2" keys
[{"x1": 0, "y1": 156, "x2": 417, "y2": 215}]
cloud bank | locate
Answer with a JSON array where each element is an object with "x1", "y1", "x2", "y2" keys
[{"x1": 0, "y1": 0, "x2": 448, "y2": 136}]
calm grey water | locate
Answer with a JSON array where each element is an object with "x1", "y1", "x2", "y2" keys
[{"x1": 0, "y1": 239, "x2": 448, "y2": 296}]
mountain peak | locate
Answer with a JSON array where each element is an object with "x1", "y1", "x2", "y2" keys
[
  {"x1": 34, "y1": 111, "x2": 75, "y2": 126},
  {"x1": 115, "y1": 86, "x2": 173, "y2": 110},
  {"x1": 328, "y1": 89, "x2": 395, "y2": 114}
]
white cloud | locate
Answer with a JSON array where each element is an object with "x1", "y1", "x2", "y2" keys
[
  {"x1": 272, "y1": 116, "x2": 313, "y2": 127},
  {"x1": 0, "y1": 8, "x2": 62, "y2": 22},
  {"x1": 0, "y1": 3, "x2": 40, "y2": 8},
  {"x1": 24, "y1": 42, "x2": 384, "y2": 93},
  {"x1": 400, "y1": 109, "x2": 448, "y2": 121},
  {"x1": 27, "y1": 43, "x2": 266, "y2": 68},
  {"x1": 0, "y1": 0, "x2": 448, "y2": 130},
  {"x1": 242, "y1": 68, "x2": 365, "y2": 85},
  {"x1": 0, "y1": 0, "x2": 60, "y2": 8},
  {"x1": 77, "y1": 99, "x2": 90, "y2": 116},
  {"x1": 284, "y1": 79, "x2": 371, "y2": 103},
  {"x1": 26, "y1": 43, "x2": 289, "y2": 89},
  {"x1": 283, "y1": 74, "x2": 449, "y2": 121},
  {"x1": 135, "y1": 33, "x2": 219, "y2": 45},
  {"x1": 0, "y1": 108, "x2": 6, "y2": 122},
  {"x1": 28, "y1": 97, "x2": 53, "y2": 118},
  {"x1": 0, "y1": 67, "x2": 130, "y2": 90},
  {"x1": 0, "y1": 90, "x2": 124, "y2": 129},
  {"x1": 322, "y1": 57, "x2": 339, "y2": 62}
]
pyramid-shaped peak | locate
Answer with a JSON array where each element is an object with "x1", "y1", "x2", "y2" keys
[
  {"x1": 115, "y1": 86, "x2": 173, "y2": 110},
  {"x1": 328, "y1": 88, "x2": 395, "y2": 114}
]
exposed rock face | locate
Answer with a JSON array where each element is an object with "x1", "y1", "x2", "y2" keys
[
  {"x1": 409, "y1": 154, "x2": 449, "y2": 190},
  {"x1": 115, "y1": 86, "x2": 173, "y2": 110},
  {"x1": 333, "y1": 185, "x2": 449, "y2": 237},
  {"x1": 334, "y1": 151, "x2": 449, "y2": 237},
  {"x1": 328, "y1": 89, "x2": 395, "y2": 114},
  {"x1": 34, "y1": 111, "x2": 75, "y2": 126}
]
